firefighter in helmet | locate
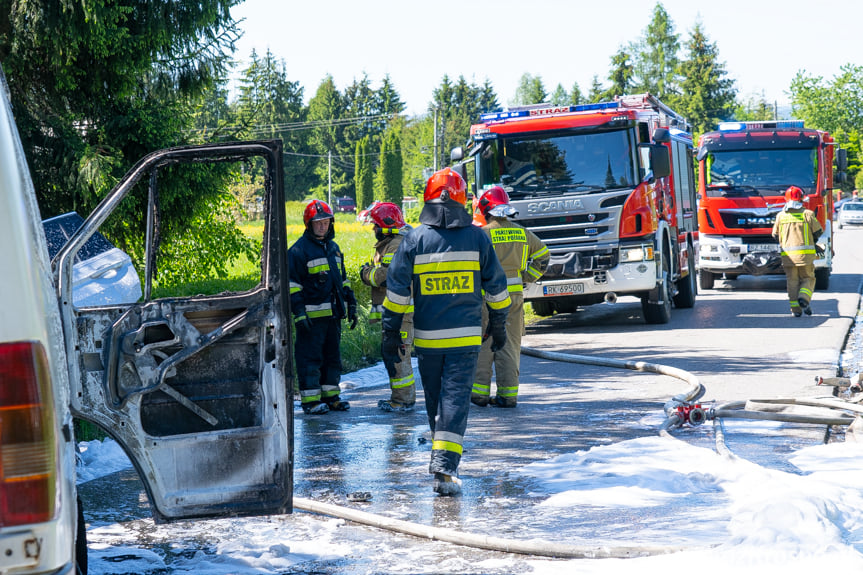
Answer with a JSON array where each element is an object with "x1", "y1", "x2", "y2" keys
[
  {"x1": 360, "y1": 202, "x2": 416, "y2": 412},
  {"x1": 289, "y1": 199, "x2": 358, "y2": 414},
  {"x1": 382, "y1": 167, "x2": 510, "y2": 495},
  {"x1": 471, "y1": 186, "x2": 549, "y2": 407},
  {"x1": 772, "y1": 186, "x2": 823, "y2": 317}
]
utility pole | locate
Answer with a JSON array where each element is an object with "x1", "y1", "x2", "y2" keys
[
  {"x1": 328, "y1": 151, "x2": 332, "y2": 205},
  {"x1": 432, "y1": 107, "x2": 439, "y2": 171}
]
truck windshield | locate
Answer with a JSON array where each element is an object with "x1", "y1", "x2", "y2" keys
[
  {"x1": 704, "y1": 148, "x2": 817, "y2": 197},
  {"x1": 476, "y1": 127, "x2": 638, "y2": 199}
]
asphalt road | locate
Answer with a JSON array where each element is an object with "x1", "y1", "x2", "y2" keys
[{"x1": 79, "y1": 226, "x2": 863, "y2": 574}]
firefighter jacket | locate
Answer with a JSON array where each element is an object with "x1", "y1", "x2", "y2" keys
[
  {"x1": 288, "y1": 228, "x2": 355, "y2": 325},
  {"x1": 772, "y1": 208, "x2": 823, "y2": 266},
  {"x1": 482, "y1": 216, "x2": 550, "y2": 293},
  {"x1": 360, "y1": 228, "x2": 412, "y2": 323},
  {"x1": 382, "y1": 203, "x2": 511, "y2": 354}
]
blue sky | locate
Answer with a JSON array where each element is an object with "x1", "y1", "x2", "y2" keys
[{"x1": 231, "y1": 0, "x2": 861, "y2": 116}]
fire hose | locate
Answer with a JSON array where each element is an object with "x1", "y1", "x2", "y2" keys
[{"x1": 294, "y1": 345, "x2": 859, "y2": 560}]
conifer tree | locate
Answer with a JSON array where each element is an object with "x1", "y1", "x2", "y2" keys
[{"x1": 355, "y1": 136, "x2": 373, "y2": 210}]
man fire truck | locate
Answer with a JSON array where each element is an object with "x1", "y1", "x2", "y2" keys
[
  {"x1": 455, "y1": 93, "x2": 699, "y2": 324},
  {"x1": 695, "y1": 120, "x2": 846, "y2": 290}
]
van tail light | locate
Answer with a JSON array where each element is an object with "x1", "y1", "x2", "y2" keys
[{"x1": 0, "y1": 341, "x2": 57, "y2": 527}]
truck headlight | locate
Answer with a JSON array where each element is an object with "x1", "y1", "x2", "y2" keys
[{"x1": 620, "y1": 245, "x2": 654, "y2": 262}]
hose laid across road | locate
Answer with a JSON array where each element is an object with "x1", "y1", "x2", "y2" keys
[{"x1": 295, "y1": 346, "x2": 858, "y2": 560}]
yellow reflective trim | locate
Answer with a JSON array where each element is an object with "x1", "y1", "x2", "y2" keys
[
  {"x1": 290, "y1": 286, "x2": 302, "y2": 294},
  {"x1": 431, "y1": 440, "x2": 463, "y2": 455},
  {"x1": 530, "y1": 246, "x2": 550, "y2": 258},
  {"x1": 472, "y1": 383, "x2": 490, "y2": 393},
  {"x1": 307, "y1": 309, "x2": 333, "y2": 318},
  {"x1": 383, "y1": 298, "x2": 411, "y2": 313},
  {"x1": 496, "y1": 386, "x2": 519, "y2": 397},
  {"x1": 525, "y1": 266, "x2": 543, "y2": 279},
  {"x1": 420, "y1": 272, "x2": 474, "y2": 295},
  {"x1": 309, "y1": 263, "x2": 329, "y2": 274},
  {"x1": 294, "y1": 315, "x2": 307, "y2": 324},
  {"x1": 487, "y1": 295, "x2": 512, "y2": 310},
  {"x1": 507, "y1": 283, "x2": 523, "y2": 292},
  {"x1": 414, "y1": 260, "x2": 480, "y2": 274},
  {"x1": 415, "y1": 335, "x2": 482, "y2": 348},
  {"x1": 391, "y1": 375, "x2": 415, "y2": 388},
  {"x1": 382, "y1": 254, "x2": 393, "y2": 264}
]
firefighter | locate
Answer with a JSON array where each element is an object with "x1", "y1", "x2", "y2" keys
[
  {"x1": 289, "y1": 199, "x2": 358, "y2": 414},
  {"x1": 382, "y1": 168, "x2": 510, "y2": 496},
  {"x1": 772, "y1": 186, "x2": 823, "y2": 317},
  {"x1": 471, "y1": 186, "x2": 549, "y2": 408},
  {"x1": 359, "y1": 202, "x2": 416, "y2": 412}
]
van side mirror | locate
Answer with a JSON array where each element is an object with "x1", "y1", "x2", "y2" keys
[
  {"x1": 450, "y1": 147, "x2": 464, "y2": 162},
  {"x1": 652, "y1": 128, "x2": 671, "y2": 143}
]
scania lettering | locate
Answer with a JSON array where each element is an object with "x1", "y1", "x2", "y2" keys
[
  {"x1": 457, "y1": 94, "x2": 699, "y2": 324},
  {"x1": 695, "y1": 120, "x2": 846, "y2": 289}
]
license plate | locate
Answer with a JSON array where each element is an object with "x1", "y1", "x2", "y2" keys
[
  {"x1": 543, "y1": 282, "x2": 585, "y2": 296},
  {"x1": 748, "y1": 244, "x2": 777, "y2": 252}
]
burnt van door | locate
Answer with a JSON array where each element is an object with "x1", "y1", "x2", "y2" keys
[{"x1": 56, "y1": 141, "x2": 294, "y2": 523}]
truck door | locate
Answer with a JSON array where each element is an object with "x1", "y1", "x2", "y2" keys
[{"x1": 54, "y1": 141, "x2": 293, "y2": 523}]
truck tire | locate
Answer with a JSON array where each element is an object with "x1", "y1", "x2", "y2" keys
[
  {"x1": 531, "y1": 300, "x2": 554, "y2": 317},
  {"x1": 815, "y1": 268, "x2": 830, "y2": 290},
  {"x1": 698, "y1": 268, "x2": 715, "y2": 290},
  {"x1": 642, "y1": 251, "x2": 672, "y2": 324},
  {"x1": 672, "y1": 248, "x2": 697, "y2": 309}
]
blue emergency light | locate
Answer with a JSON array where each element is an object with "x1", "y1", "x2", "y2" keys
[{"x1": 718, "y1": 120, "x2": 805, "y2": 131}]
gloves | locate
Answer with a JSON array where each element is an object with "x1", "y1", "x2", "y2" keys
[
  {"x1": 360, "y1": 262, "x2": 373, "y2": 284},
  {"x1": 489, "y1": 320, "x2": 507, "y2": 353},
  {"x1": 815, "y1": 243, "x2": 826, "y2": 257},
  {"x1": 296, "y1": 315, "x2": 313, "y2": 333},
  {"x1": 381, "y1": 330, "x2": 403, "y2": 368},
  {"x1": 348, "y1": 304, "x2": 358, "y2": 330}
]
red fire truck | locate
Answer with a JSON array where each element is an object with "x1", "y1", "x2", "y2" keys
[
  {"x1": 456, "y1": 94, "x2": 699, "y2": 324},
  {"x1": 695, "y1": 121, "x2": 846, "y2": 289}
]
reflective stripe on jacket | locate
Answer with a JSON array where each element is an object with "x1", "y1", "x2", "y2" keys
[
  {"x1": 360, "y1": 231, "x2": 414, "y2": 323},
  {"x1": 482, "y1": 217, "x2": 550, "y2": 290},
  {"x1": 382, "y1": 223, "x2": 510, "y2": 353}
]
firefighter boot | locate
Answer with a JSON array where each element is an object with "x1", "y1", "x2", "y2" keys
[
  {"x1": 378, "y1": 399, "x2": 415, "y2": 412},
  {"x1": 800, "y1": 299, "x2": 812, "y2": 316},
  {"x1": 302, "y1": 401, "x2": 330, "y2": 415},
  {"x1": 433, "y1": 472, "x2": 462, "y2": 496},
  {"x1": 325, "y1": 397, "x2": 351, "y2": 411},
  {"x1": 490, "y1": 395, "x2": 517, "y2": 408},
  {"x1": 470, "y1": 393, "x2": 489, "y2": 407}
]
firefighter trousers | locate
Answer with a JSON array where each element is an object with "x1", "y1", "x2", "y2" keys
[
  {"x1": 385, "y1": 316, "x2": 416, "y2": 405},
  {"x1": 417, "y1": 351, "x2": 478, "y2": 476},
  {"x1": 295, "y1": 317, "x2": 343, "y2": 405},
  {"x1": 783, "y1": 262, "x2": 815, "y2": 311},
  {"x1": 474, "y1": 292, "x2": 524, "y2": 404}
]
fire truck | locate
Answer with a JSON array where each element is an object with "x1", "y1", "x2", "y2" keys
[
  {"x1": 455, "y1": 94, "x2": 699, "y2": 324},
  {"x1": 695, "y1": 121, "x2": 846, "y2": 289}
]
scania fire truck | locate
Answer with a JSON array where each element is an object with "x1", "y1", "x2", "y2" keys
[
  {"x1": 458, "y1": 94, "x2": 699, "y2": 324},
  {"x1": 695, "y1": 121, "x2": 846, "y2": 289}
]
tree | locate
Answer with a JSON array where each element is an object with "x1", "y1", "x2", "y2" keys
[
  {"x1": 355, "y1": 136, "x2": 373, "y2": 210},
  {"x1": 0, "y1": 0, "x2": 253, "y2": 284},
  {"x1": 375, "y1": 126, "x2": 403, "y2": 204},
  {"x1": 673, "y1": 21, "x2": 737, "y2": 136},
  {"x1": 550, "y1": 84, "x2": 569, "y2": 105},
  {"x1": 588, "y1": 75, "x2": 605, "y2": 103},
  {"x1": 790, "y1": 64, "x2": 863, "y2": 191},
  {"x1": 734, "y1": 93, "x2": 776, "y2": 121},
  {"x1": 512, "y1": 73, "x2": 547, "y2": 106},
  {"x1": 569, "y1": 82, "x2": 584, "y2": 105},
  {"x1": 604, "y1": 48, "x2": 634, "y2": 100},
  {"x1": 307, "y1": 75, "x2": 349, "y2": 199},
  {"x1": 630, "y1": 3, "x2": 680, "y2": 101}
]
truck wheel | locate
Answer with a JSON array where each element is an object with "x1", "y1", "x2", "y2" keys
[
  {"x1": 642, "y1": 252, "x2": 672, "y2": 324},
  {"x1": 815, "y1": 268, "x2": 830, "y2": 290},
  {"x1": 531, "y1": 300, "x2": 554, "y2": 317},
  {"x1": 673, "y1": 248, "x2": 697, "y2": 309},
  {"x1": 76, "y1": 495, "x2": 88, "y2": 575},
  {"x1": 698, "y1": 268, "x2": 715, "y2": 290}
]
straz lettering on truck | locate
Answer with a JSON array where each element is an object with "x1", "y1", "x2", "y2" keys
[
  {"x1": 526, "y1": 199, "x2": 585, "y2": 214},
  {"x1": 421, "y1": 272, "x2": 474, "y2": 295}
]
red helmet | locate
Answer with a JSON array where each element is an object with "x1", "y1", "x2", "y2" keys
[
  {"x1": 785, "y1": 186, "x2": 804, "y2": 203},
  {"x1": 424, "y1": 167, "x2": 467, "y2": 205},
  {"x1": 303, "y1": 199, "x2": 334, "y2": 226},
  {"x1": 369, "y1": 202, "x2": 406, "y2": 232},
  {"x1": 476, "y1": 185, "x2": 515, "y2": 217}
]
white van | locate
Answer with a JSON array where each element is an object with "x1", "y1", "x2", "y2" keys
[{"x1": 0, "y1": 67, "x2": 295, "y2": 574}]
